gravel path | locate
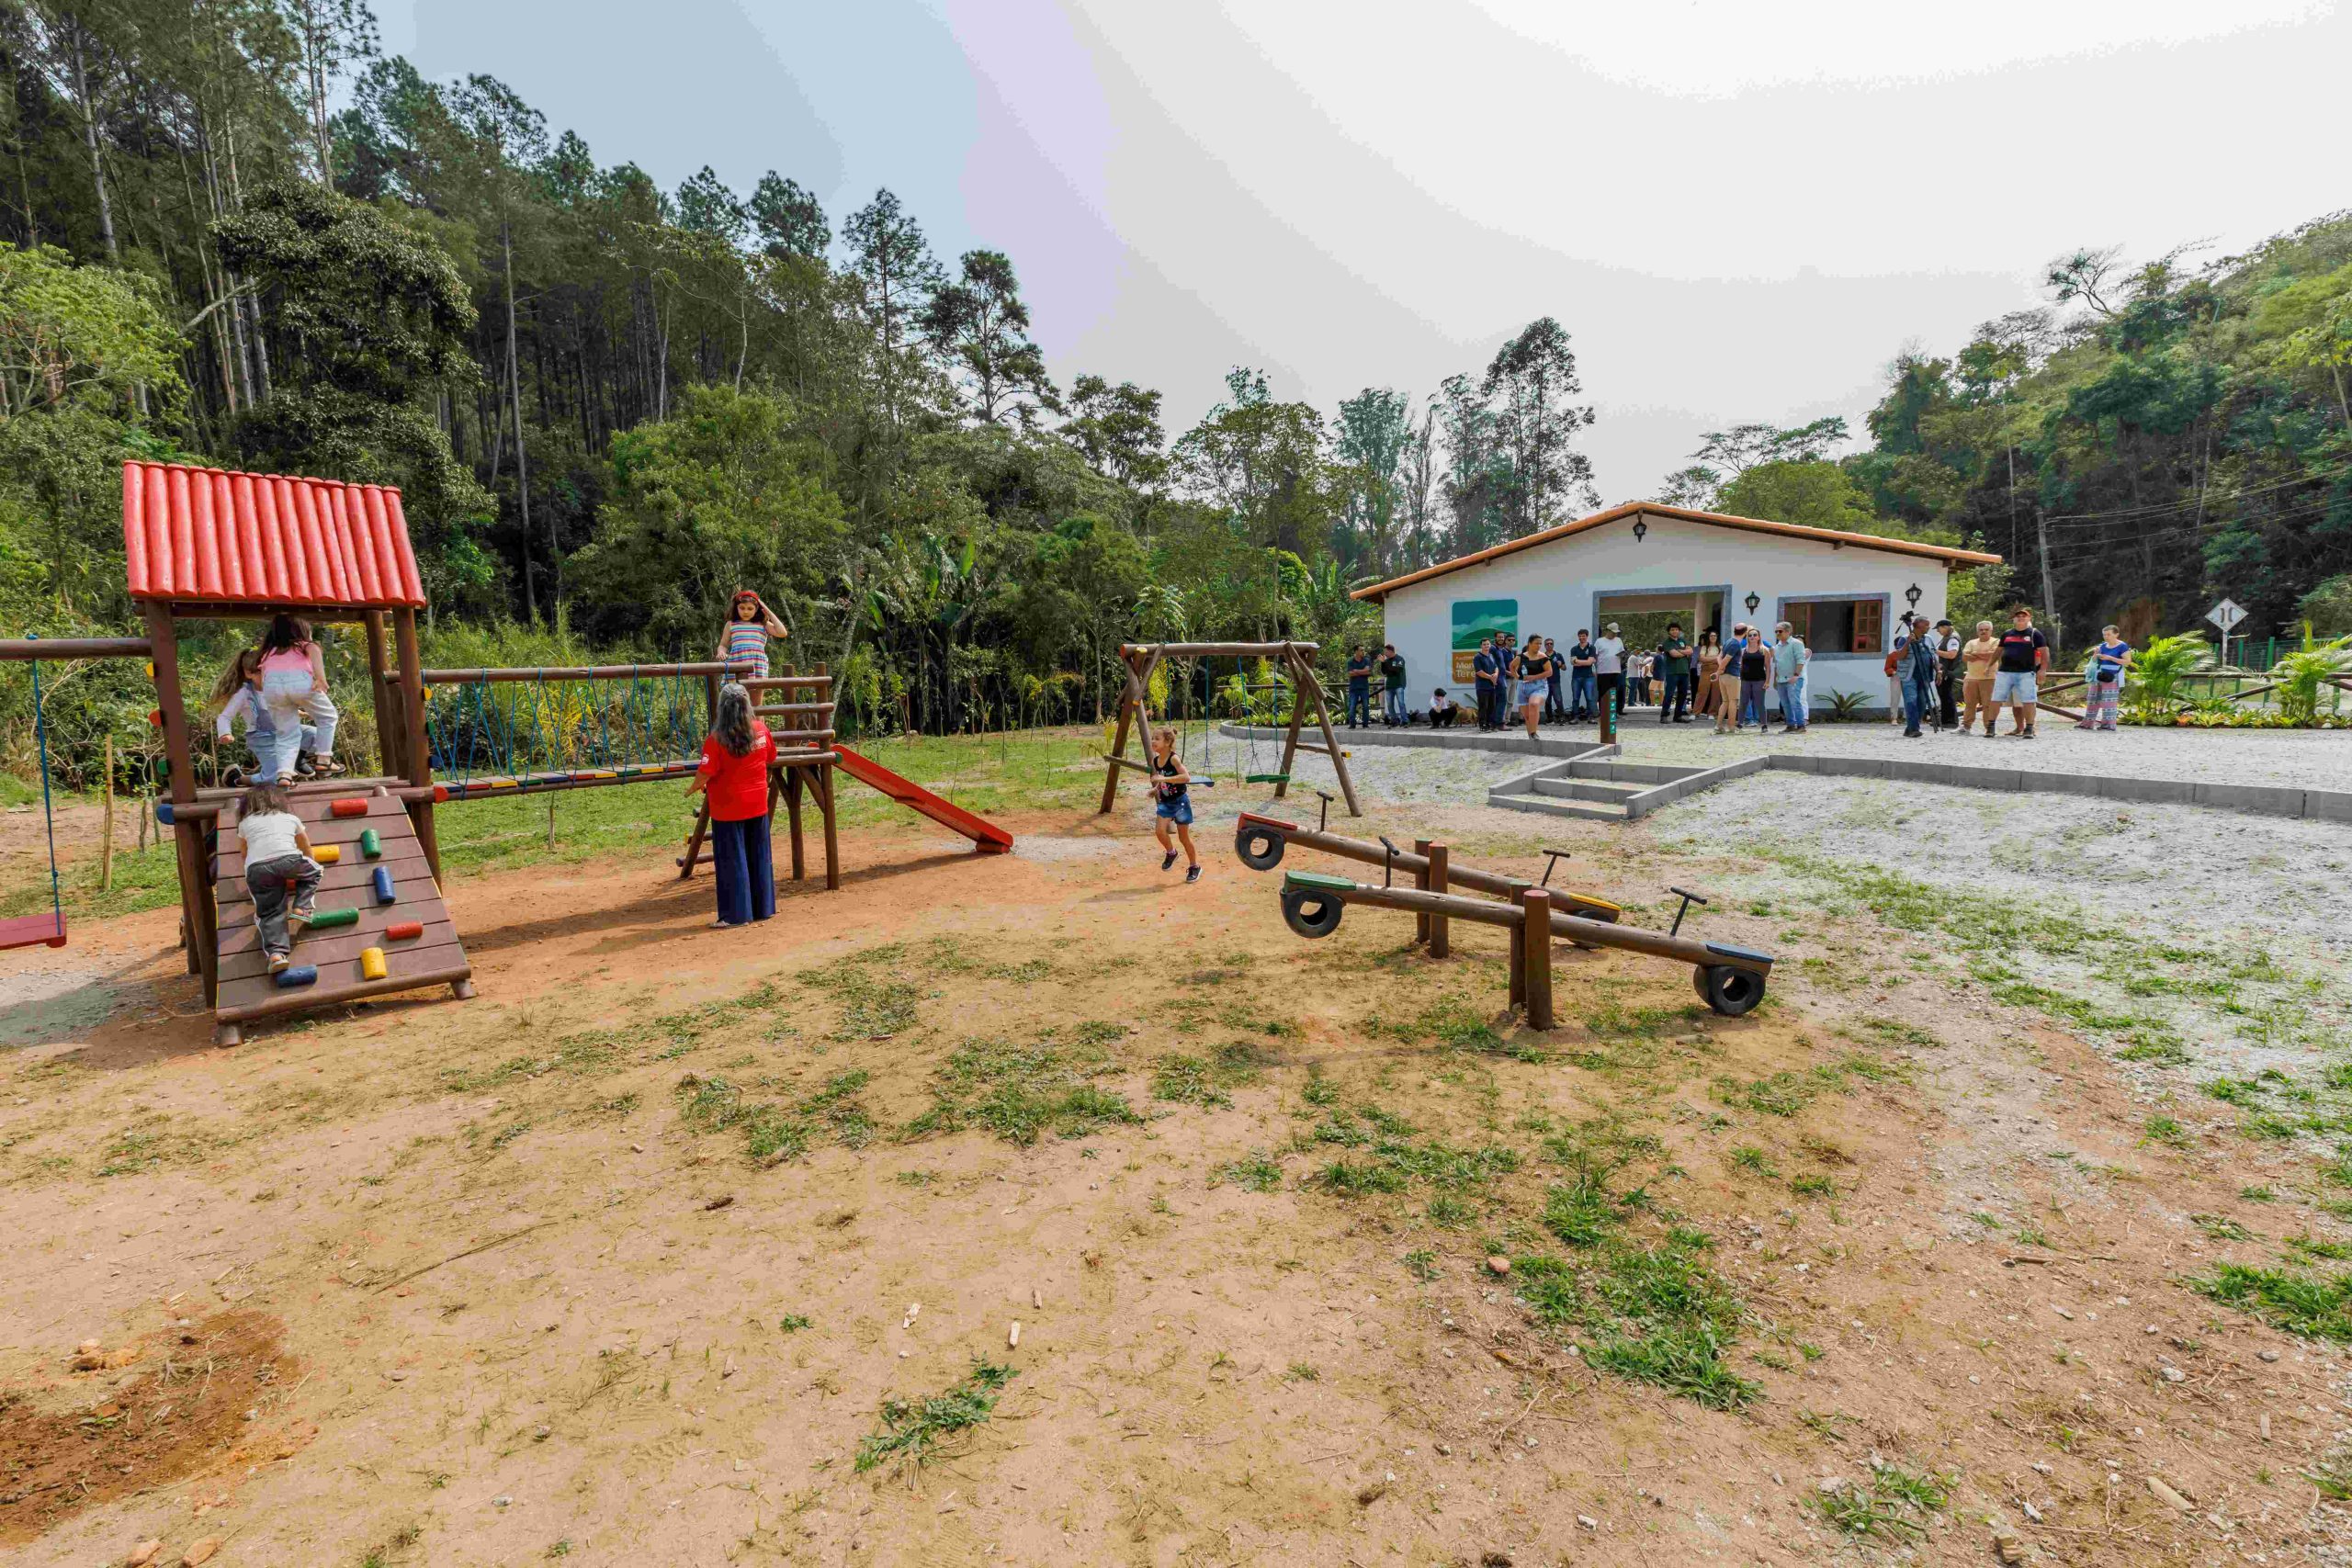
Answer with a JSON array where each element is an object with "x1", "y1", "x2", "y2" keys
[
  {"x1": 1200, "y1": 730, "x2": 2352, "y2": 1100},
  {"x1": 1564, "y1": 710, "x2": 2351, "y2": 790}
]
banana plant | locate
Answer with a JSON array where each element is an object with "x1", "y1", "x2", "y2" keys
[{"x1": 2271, "y1": 624, "x2": 2352, "y2": 724}]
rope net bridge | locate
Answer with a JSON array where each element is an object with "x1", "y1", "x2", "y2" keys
[{"x1": 419, "y1": 661, "x2": 767, "y2": 798}]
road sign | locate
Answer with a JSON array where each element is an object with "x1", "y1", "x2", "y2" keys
[{"x1": 2207, "y1": 598, "x2": 2246, "y2": 631}]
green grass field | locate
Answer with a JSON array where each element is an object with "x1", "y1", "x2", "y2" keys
[{"x1": 0, "y1": 728, "x2": 1115, "y2": 923}]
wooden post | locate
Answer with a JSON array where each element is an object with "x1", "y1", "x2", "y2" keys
[
  {"x1": 362, "y1": 609, "x2": 399, "y2": 776},
  {"x1": 1289, "y1": 644, "x2": 1362, "y2": 817},
  {"x1": 1508, "y1": 906, "x2": 1526, "y2": 1010},
  {"x1": 1412, "y1": 837, "x2": 1430, "y2": 943},
  {"x1": 680, "y1": 797, "x2": 712, "y2": 881},
  {"x1": 1600, "y1": 682, "x2": 1617, "y2": 746},
  {"x1": 1427, "y1": 842, "x2": 1450, "y2": 959},
  {"x1": 1272, "y1": 650, "x2": 1310, "y2": 801},
  {"x1": 142, "y1": 603, "x2": 212, "y2": 993},
  {"x1": 391, "y1": 608, "x2": 441, "y2": 886},
  {"x1": 784, "y1": 766, "x2": 805, "y2": 881},
  {"x1": 1520, "y1": 888, "x2": 1554, "y2": 1030},
  {"x1": 99, "y1": 736, "x2": 115, "y2": 892},
  {"x1": 1097, "y1": 649, "x2": 1158, "y2": 814},
  {"x1": 818, "y1": 760, "x2": 840, "y2": 891}
]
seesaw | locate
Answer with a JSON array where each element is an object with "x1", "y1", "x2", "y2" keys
[{"x1": 1233, "y1": 801, "x2": 1771, "y2": 1022}]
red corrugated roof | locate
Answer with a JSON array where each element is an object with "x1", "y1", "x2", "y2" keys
[{"x1": 122, "y1": 460, "x2": 427, "y2": 608}]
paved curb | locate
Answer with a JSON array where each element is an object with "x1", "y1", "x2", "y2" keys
[{"x1": 1219, "y1": 722, "x2": 2352, "y2": 822}]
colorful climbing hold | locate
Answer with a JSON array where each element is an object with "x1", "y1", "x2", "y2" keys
[
  {"x1": 358, "y1": 947, "x2": 388, "y2": 981},
  {"x1": 312, "y1": 844, "x2": 342, "y2": 864},
  {"x1": 371, "y1": 866, "x2": 396, "y2": 905},
  {"x1": 329, "y1": 798, "x2": 369, "y2": 818},
  {"x1": 276, "y1": 964, "x2": 318, "y2": 987},
  {"x1": 154, "y1": 802, "x2": 175, "y2": 826},
  {"x1": 306, "y1": 907, "x2": 359, "y2": 930},
  {"x1": 384, "y1": 919, "x2": 424, "y2": 941},
  {"x1": 358, "y1": 828, "x2": 381, "y2": 859}
]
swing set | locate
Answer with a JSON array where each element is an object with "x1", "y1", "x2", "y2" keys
[
  {"x1": 0, "y1": 640, "x2": 71, "y2": 951},
  {"x1": 1097, "y1": 640, "x2": 1360, "y2": 818}
]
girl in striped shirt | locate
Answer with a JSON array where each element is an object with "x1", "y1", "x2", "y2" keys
[{"x1": 715, "y1": 589, "x2": 788, "y2": 680}]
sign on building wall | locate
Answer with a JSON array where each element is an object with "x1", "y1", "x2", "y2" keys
[{"x1": 1450, "y1": 599, "x2": 1516, "y2": 682}]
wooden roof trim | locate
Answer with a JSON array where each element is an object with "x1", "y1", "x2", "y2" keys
[{"x1": 1351, "y1": 502, "x2": 2005, "y2": 603}]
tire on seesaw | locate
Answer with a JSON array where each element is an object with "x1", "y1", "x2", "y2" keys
[
  {"x1": 1280, "y1": 886, "x2": 1344, "y2": 939},
  {"x1": 1693, "y1": 964, "x2": 1766, "y2": 1018},
  {"x1": 1235, "y1": 823, "x2": 1286, "y2": 872}
]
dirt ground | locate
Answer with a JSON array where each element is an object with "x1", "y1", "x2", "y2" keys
[{"x1": 1, "y1": 786, "x2": 2346, "y2": 1567}]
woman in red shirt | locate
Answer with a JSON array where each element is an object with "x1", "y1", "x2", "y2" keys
[{"x1": 688, "y1": 682, "x2": 777, "y2": 927}]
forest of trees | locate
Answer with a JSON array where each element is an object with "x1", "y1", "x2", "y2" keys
[{"x1": 3, "y1": 1, "x2": 2349, "y2": 772}]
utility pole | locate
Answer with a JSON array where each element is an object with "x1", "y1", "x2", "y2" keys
[{"x1": 2034, "y1": 503, "x2": 2060, "y2": 650}]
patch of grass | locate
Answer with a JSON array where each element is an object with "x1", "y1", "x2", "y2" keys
[
  {"x1": 1282, "y1": 1362, "x2": 1319, "y2": 1382},
  {"x1": 1728, "y1": 1145, "x2": 1779, "y2": 1178},
  {"x1": 902, "y1": 1035, "x2": 1142, "y2": 1147},
  {"x1": 1152, "y1": 1042, "x2": 1267, "y2": 1108},
  {"x1": 798, "y1": 960, "x2": 924, "y2": 1041},
  {"x1": 854, "y1": 1359, "x2": 1015, "y2": 1473},
  {"x1": 2140, "y1": 1115, "x2": 2194, "y2": 1151},
  {"x1": 777, "y1": 1314, "x2": 812, "y2": 1332},
  {"x1": 2192, "y1": 1213, "x2": 2255, "y2": 1241},
  {"x1": 1790, "y1": 1175, "x2": 1835, "y2": 1198},
  {"x1": 2243, "y1": 1184, "x2": 2277, "y2": 1201},
  {"x1": 1807, "y1": 1462, "x2": 1951, "y2": 1540},
  {"x1": 1216, "y1": 1152, "x2": 1283, "y2": 1192},
  {"x1": 2115, "y1": 1041, "x2": 2192, "y2": 1066},
  {"x1": 673, "y1": 1075, "x2": 812, "y2": 1167},
  {"x1": 1402, "y1": 1248, "x2": 1439, "y2": 1280},
  {"x1": 1426, "y1": 1195, "x2": 1474, "y2": 1228},
  {"x1": 2286, "y1": 1235, "x2": 2352, "y2": 1262},
  {"x1": 2188, "y1": 1262, "x2": 2352, "y2": 1340},
  {"x1": 1300, "y1": 1074, "x2": 1340, "y2": 1108},
  {"x1": 1316, "y1": 1158, "x2": 1407, "y2": 1196}
]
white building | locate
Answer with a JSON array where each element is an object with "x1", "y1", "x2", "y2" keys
[{"x1": 1353, "y1": 502, "x2": 2005, "y2": 712}]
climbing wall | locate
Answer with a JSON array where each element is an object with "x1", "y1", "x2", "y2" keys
[{"x1": 211, "y1": 787, "x2": 471, "y2": 1045}]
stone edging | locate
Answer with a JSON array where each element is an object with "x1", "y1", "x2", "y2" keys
[{"x1": 1218, "y1": 722, "x2": 2352, "y2": 823}]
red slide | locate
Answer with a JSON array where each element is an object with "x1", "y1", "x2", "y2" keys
[{"x1": 832, "y1": 746, "x2": 1014, "y2": 853}]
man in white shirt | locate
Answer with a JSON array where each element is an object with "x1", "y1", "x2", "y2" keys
[{"x1": 1593, "y1": 623, "x2": 1626, "y2": 724}]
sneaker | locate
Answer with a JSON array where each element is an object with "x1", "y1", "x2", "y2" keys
[
  {"x1": 288, "y1": 908, "x2": 312, "y2": 936},
  {"x1": 2022, "y1": 726, "x2": 2037, "y2": 739},
  {"x1": 1184, "y1": 865, "x2": 1202, "y2": 884},
  {"x1": 267, "y1": 953, "x2": 290, "y2": 974},
  {"x1": 1160, "y1": 851, "x2": 1178, "y2": 872}
]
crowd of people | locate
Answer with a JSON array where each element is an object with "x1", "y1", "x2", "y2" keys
[{"x1": 1339, "y1": 606, "x2": 2120, "y2": 740}]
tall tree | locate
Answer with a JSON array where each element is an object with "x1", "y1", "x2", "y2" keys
[
  {"x1": 749, "y1": 172, "x2": 827, "y2": 259},
  {"x1": 922, "y1": 248, "x2": 1056, "y2": 428},
  {"x1": 1480, "y1": 317, "x2": 1597, "y2": 537},
  {"x1": 447, "y1": 74, "x2": 548, "y2": 613},
  {"x1": 842, "y1": 187, "x2": 941, "y2": 429},
  {"x1": 1061, "y1": 375, "x2": 1165, "y2": 489},
  {"x1": 1333, "y1": 386, "x2": 1410, "y2": 574},
  {"x1": 285, "y1": 0, "x2": 379, "y2": 186}
]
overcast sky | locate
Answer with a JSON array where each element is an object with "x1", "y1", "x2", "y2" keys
[{"x1": 379, "y1": 0, "x2": 2344, "y2": 501}]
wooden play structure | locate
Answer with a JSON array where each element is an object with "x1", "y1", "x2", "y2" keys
[
  {"x1": 1229, "y1": 811, "x2": 1773, "y2": 1021},
  {"x1": 0, "y1": 460, "x2": 1010, "y2": 1046},
  {"x1": 1098, "y1": 640, "x2": 1361, "y2": 818}
]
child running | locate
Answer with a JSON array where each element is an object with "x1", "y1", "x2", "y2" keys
[
  {"x1": 236, "y1": 782, "x2": 320, "y2": 975},
  {"x1": 1148, "y1": 726, "x2": 1200, "y2": 884}
]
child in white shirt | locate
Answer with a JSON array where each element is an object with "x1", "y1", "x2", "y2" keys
[{"x1": 236, "y1": 783, "x2": 321, "y2": 972}]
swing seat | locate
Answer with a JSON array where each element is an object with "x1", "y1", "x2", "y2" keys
[
  {"x1": 1244, "y1": 773, "x2": 1291, "y2": 784},
  {"x1": 0, "y1": 909, "x2": 67, "y2": 951}
]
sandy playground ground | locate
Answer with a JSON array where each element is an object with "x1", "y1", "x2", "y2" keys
[{"x1": 5, "y1": 742, "x2": 2352, "y2": 1566}]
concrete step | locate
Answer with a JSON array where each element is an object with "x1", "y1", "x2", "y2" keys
[
  {"x1": 1564, "y1": 759, "x2": 1706, "y2": 784},
  {"x1": 1532, "y1": 777, "x2": 1646, "y2": 804},
  {"x1": 1491, "y1": 791, "x2": 1627, "y2": 823}
]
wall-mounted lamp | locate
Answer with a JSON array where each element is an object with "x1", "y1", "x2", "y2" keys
[
  {"x1": 1743, "y1": 592, "x2": 1761, "y2": 615},
  {"x1": 1904, "y1": 582, "x2": 1923, "y2": 609},
  {"x1": 1631, "y1": 518, "x2": 1648, "y2": 542}
]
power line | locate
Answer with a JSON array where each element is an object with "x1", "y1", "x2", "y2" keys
[{"x1": 2037, "y1": 460, "x2": 2352, "y2": 528}]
